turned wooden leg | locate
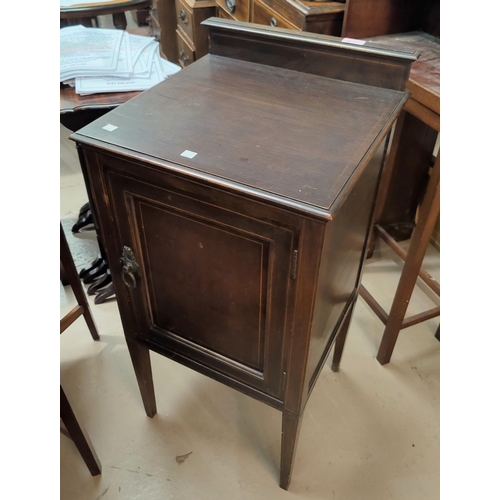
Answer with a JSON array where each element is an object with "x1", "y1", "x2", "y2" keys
[
  {"x1": 377, "y1": 153, "x2": 440, "y2": 365},
  {"x1": 126, "y1": 339, "x2": 157, "y2": 417},
  {"x1": 280, "y1": 411, "x2": 303, "y2": 490},
  {"x1": 60, "y1": 224, "x2": 99, "y2": 341},
  {"x1": 332, "y1": 303, "x2": 355, "y2": 372},
  {"x1": 60, "y1": 386, "x2": 102, "y2": 476}
]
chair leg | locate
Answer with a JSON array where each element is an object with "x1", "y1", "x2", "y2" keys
[
  {"x1": 377, "y1": 153, "x2": 440, "y2": 365},
  {"x1": 60, "y1": 224, "x2": 99, "y2": 341},
  {"x1": 60, "y1": 386, "x2": 101, "y2": 476}
]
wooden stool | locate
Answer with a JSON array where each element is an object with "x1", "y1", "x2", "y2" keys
[
  {"x1": 359, "y1": 32, "x2": 440, "y2": 365},
  {"x1": 60, "y1": 0, "x2": 152, "y2": 30},
  {"x1": 60, "y1": 223, "x2": 101, "y2": 475},
  {"x1": 360, "y1": 154, "x2": 440, "y2": 364}
]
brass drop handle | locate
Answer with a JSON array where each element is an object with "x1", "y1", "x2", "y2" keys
[
  {"x1": 179, "y1": 50, "x2": 190, "y2": 64},
  {"x1": 225, "y1": 0, "x2": 236, "y2": 14},
  {"x1": 270, "y1": 17, "x2": 277, "y2": 27},
  {"x1": 179, "y1": 9, "x2": 188, "y2": 24},
  {"x1": 121, "y1": 246, "x2": 139, "y2": 290}
]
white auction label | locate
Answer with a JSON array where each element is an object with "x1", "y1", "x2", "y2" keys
[
  {"x1": 342, "y1": 38, "x2": 366, "y2": 45},
  {"x1": 180, "y1": 150, "x2": 198, "y2": 159},
  {"x1": 102, "y1": 124, "x2": 118, "y2": 131}
]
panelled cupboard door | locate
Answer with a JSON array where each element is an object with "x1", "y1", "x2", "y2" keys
[{"x1": 100, "y1": 154, "x2": 295, "y2": 399}]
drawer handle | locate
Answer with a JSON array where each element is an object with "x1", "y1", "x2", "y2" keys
[
  {"x1": 225, "y1": 0, "x2": 236, "y2": 14},
  {"x1": 121, "y1": 246, "x2": 139, "y2": 290},
  {"x1": 179, "y1": 50, "x2": 190, "y2": 63},
  {"x1": 179, "y1": 9, "x2": 188, "y2": 25},
  {"x1": 270, "y1": 17, "x2": 277, "y2": 27}
]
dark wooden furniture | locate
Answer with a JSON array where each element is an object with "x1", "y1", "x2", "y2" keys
[
  {"x1": 365, "y1": 32, "x2": 439, "y2": 239},
  {"x1": 341, "y1": 0, "x2": 439, "y2": 237},
  {"x1": 174, "y1": 0, "x2": 216, "y2": 67},
  {"x1": 71, "y1": 19, "x2": 415, "y2": 489},
  {"x1": 61, "y1": 86, "x2": 142, "y2": 303},
  {"x1": 359, "y1": 32, "x2": 440, "y2": 364},
  {"x1": 341, "y1": 0, "x2": 439, "y2": 39},
  {"x1": 61, "y1": 86, "x2": 141, "y2": 124},
  {"x1": 150, "y1": 0, "x2": 208, "y2": 65},
  {"x1": 60, "y1": 0, "x2": 153, "y2": 29},
  {"x1": 148, "y1": 0, "x2": 177, "y2": 61},
  {"x1": 60, "y1": 224, "x2": 101, "y2": 475},
  {"x1": 216, "y1": 0, "x2": 345, "y2": 36}
]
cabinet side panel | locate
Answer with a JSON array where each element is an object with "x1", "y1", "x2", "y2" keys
[{"x1": 305, "y1": 140, "x2": 387, "y2": 389}]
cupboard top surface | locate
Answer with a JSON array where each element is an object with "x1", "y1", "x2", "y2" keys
[{"x1": 73, "y1": 54, "x2": 405, "y2": 210}]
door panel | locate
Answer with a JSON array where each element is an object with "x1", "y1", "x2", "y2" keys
[
  {"x1": 138, "y1": 200, "x2": 267, "y2": 371},
  {"x1": 101, "y1": 158, "x2": 294, "y2": 398}
]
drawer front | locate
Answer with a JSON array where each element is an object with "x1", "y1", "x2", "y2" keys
[
  {"x1": 174, "y1": 0, "x2": 195, "y2": 45},
  {"x1": 96, "y1": 153, "x2": 297, "y2": 400},
  {"x1": 176, "y1": 29, "x2": 195, "y2": 67},
  {"x1": 252, "y1": 0, "x2": 299, "y2": 29},
  {"x1": 215, "y1": 0, "x2": 250, "y2": 22}
]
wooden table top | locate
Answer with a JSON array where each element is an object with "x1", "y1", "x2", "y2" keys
[
  {"x1": 365, "y1": 32, "x2": 440, "y2": 114},
  {"x1": 72, "y1": 54, "x2": 407, "y2": 213},
  {"x1": 60, "y1": 0, "x2": 151, "y2": 16},
  {"x1": 60, "y1": 85, "x2": 142, "y2": 114}
]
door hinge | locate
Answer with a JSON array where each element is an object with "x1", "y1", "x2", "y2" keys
[{"x1": 291, "y1": 249, "x2": 298, "y2": 280}]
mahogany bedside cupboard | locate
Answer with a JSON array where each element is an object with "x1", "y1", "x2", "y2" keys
[{"x1": 71, "y1": 19, "x2": 415, "y2": 490}]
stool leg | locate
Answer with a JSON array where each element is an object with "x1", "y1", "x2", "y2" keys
[
  {"x1": 377, "y1": 152, "x2": 440, "y2": 365},
  {"x1": 60, "y1": 224, "x2": 99, "y2": 341},
  {"x1": 60, "y1": 386, "x2": 101, "y2": 476}
]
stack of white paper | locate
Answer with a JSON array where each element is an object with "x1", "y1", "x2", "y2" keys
[{"x1": 60, "y1": 25, "x2": 181, "y2": 95}]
